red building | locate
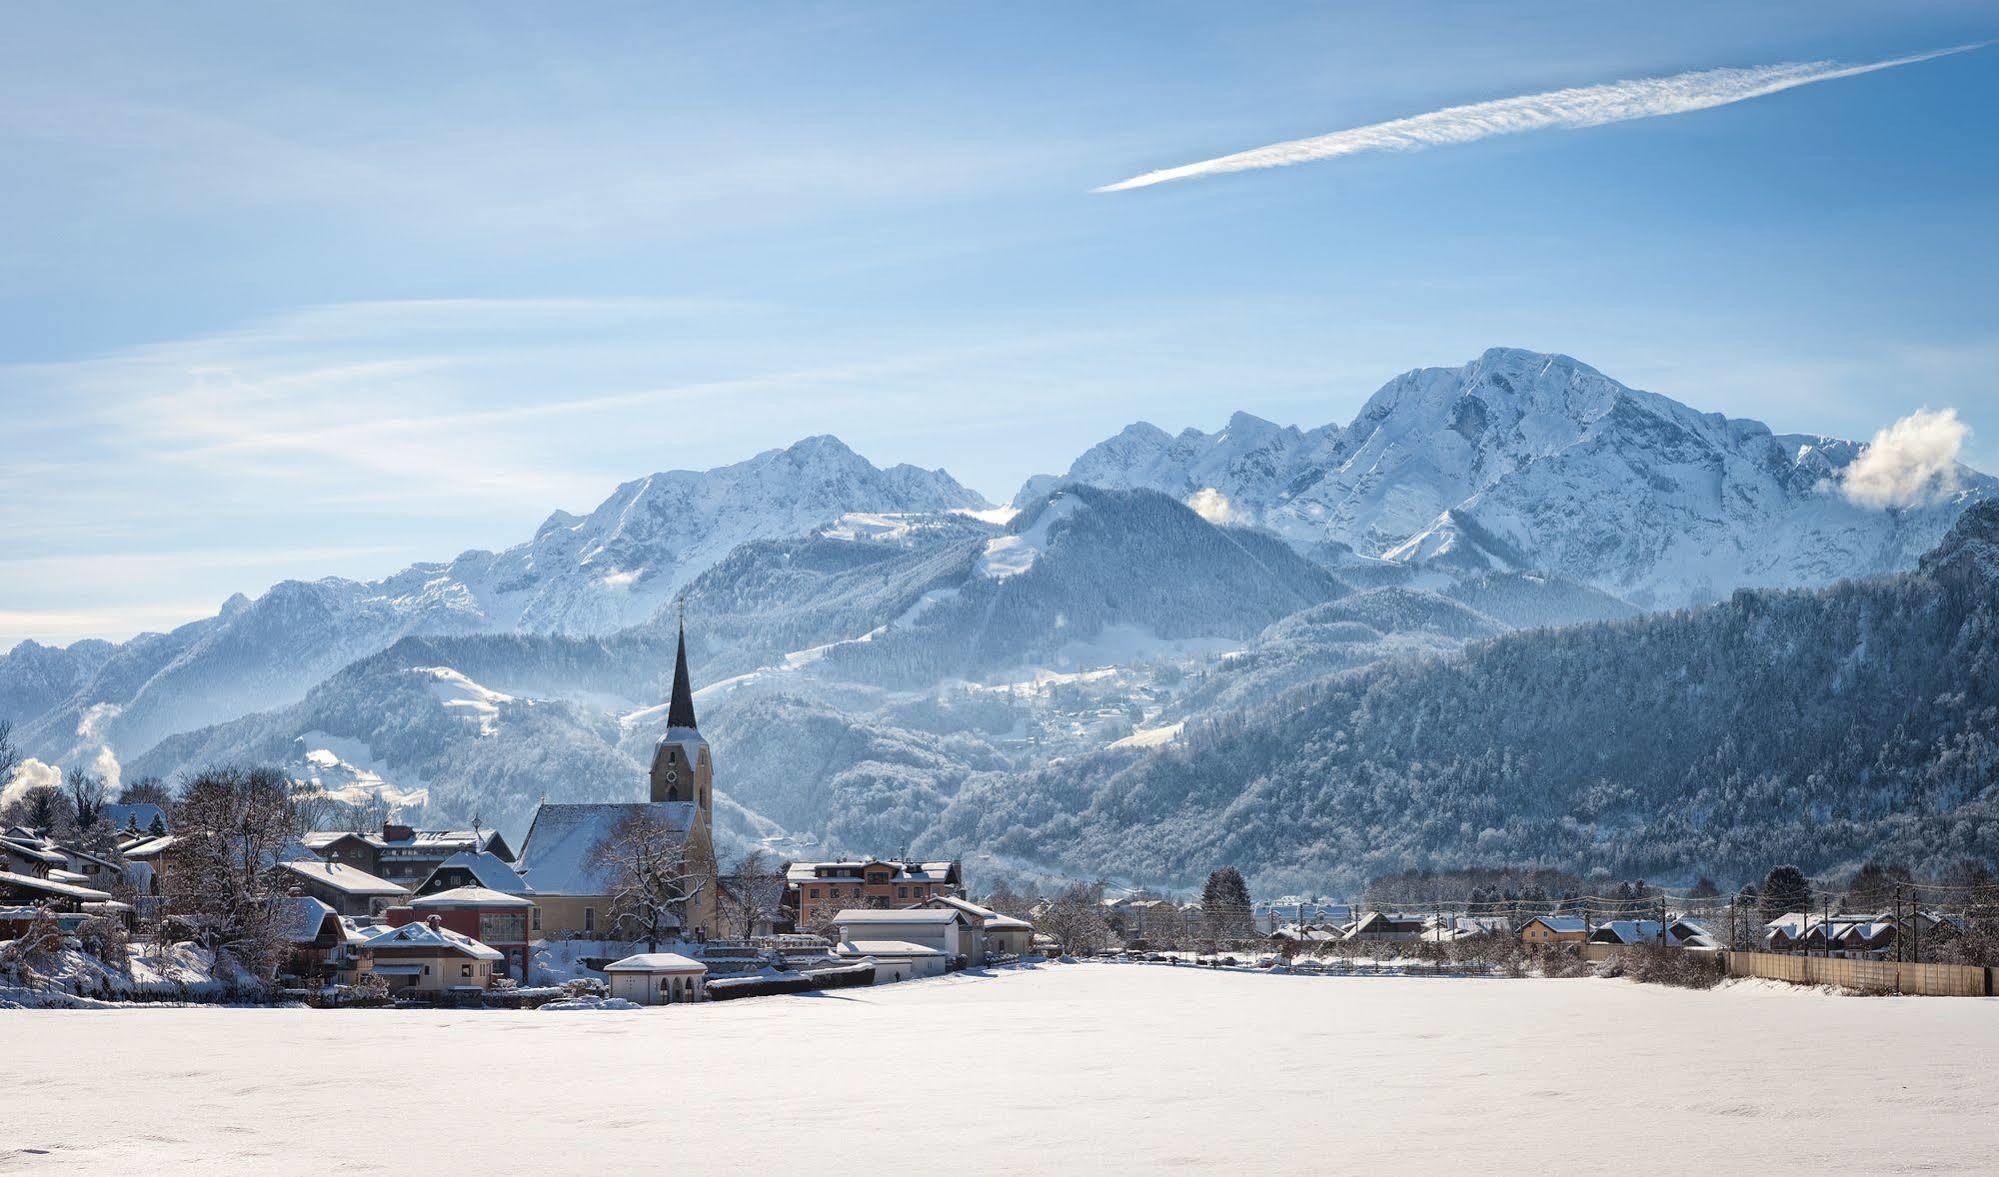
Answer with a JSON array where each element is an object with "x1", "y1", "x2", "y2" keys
[{"x1": 386, "y1": 886, "x2": 535, "y2": 980}]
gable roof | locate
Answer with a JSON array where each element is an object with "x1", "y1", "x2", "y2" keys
[
  {"x1": 279, "y1": 859, "x2": 410, "y2": 898},
  {"x1": 360, "y1": 920, "x2": 503, "y2": 961},
  {"x1": 513, "y1": 802, "x2": 695, "y2": 896},
  {"x1": 1522, "y1": 915, "x2": 1587, "y2": 934},
  {"x1": 409, "y1": 885, "x2": 534, "y2": 910},
  {"x1": 834, "y1": 939, "x2": 945, "y2": 958},
  {"x1": 279, "y1": 895, "x2": 344, "y2": 944},
  {"x1": 923, "y1": 894, "x2": 998, "y2": 922},
  {"x1": 603, "y1": 952, "x2": 707, "y2": 973},
  {"x1": 418, "y1": 850, "x2": 533, "y2": 896},
  {"x1": 0, "y1": 870, "x2": 114, "y2": 903}
]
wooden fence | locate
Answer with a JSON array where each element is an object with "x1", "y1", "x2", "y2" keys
[{"x1": 1722, "y1": 950, "x2": 1993, "y2": 996}]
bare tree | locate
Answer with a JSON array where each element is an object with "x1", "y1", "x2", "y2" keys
[
  {"x1": 0, "y1": 719, "x2": 18, "y2": 785},
  {"x1": 65, "y1": 765, "x2": 109, "y2": 846},
  {"x1": 2, "y1": 782, "x2": 74, "y2": 834},
  {"x1": 589, "y1": 810, "x2": 708, "y2": 951},
  {"x1": 717, "y1": 848, "x2": 786, "y2": 940},
  {"x1": 163, "y1": 767, "x2": 308, "y2": 982},
  {"x1": 1036, "y1": 881, "x2": 1112, "y2": 955}
]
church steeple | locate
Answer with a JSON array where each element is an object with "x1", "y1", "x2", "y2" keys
[{"x1": 666, "y1": 613, "x2": 697, "y2": 731}]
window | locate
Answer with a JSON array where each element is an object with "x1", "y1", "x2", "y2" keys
[
  {"x1": 897, "y1": 886, "x2": 908, "y2": 899},
  {"x1": 531, "y1": 908, "x2": 541, "y2": 932},
  {"x1": 584, "y1": 907, "x2": 596, "y2": 933},
  {"x1": 461, "y1": 963, "x2": 473, "y2": 978},
  {"x1": 809, "y1": 887, "x2": 820, "y2": 899}
]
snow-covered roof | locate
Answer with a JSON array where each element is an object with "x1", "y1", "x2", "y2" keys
[
  {"x1": 785, "y1": 859, "x2": 960, "y2": 884},
  {"x1": 0, "y1": 836, "x2": 66, "y2": 866},
  {"x1": 118, "y1": 834, "x2": 176, "y2": 858},
  {"x1": 832, "y1": 908, "x2": 960, "y2": 926},
  {"x1": 923, "y1": 894, "x2": 998, "y2": 921},
  {"x1": 419, "y1": 849, "x2": 532, "y2": 896},
  {"x1": 300, "y1": 826, "x2": 510, "y2": 856},
  {"x1": 603, "y1": 952, "x2": 707, "y2": 973},
  {"x1": 0, "y1": 870, "x2": 114, "y2": 903},
  {"x1": 409, "y1": 885, "x2": 534, "y2": 910},
  {"x1": 279, "y1": 895, "x2": 343, "y2": 944},
  {"x1": 834, "y1": 940, "x2": 945, "y2": 958},
  {"x1": 360, "y1": 920, "x2": 503, "y2": 961},
  {"x1": 985, "y1": 914, "x2": 1032, "y2": 931},
  {"x1": 513, "y1": 802, "x2": 695, "y2": 896},
  {"x1": 279, "y1": 859, "x2": 410, "y2": 897},
  {"x1": 1522, "y1": 916, "x2": 1587, "y2": 934}
]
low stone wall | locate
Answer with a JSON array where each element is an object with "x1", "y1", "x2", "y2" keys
[{"x1": 1723, "y1": 950, "x2": 1992, "y2": 996}]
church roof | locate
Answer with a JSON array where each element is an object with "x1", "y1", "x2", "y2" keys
[
  {"x1": 667, "y1": 618, "x2": 698, "y2": 731},
  {"x1": 514, "y1": 802, "x2": 696, "y2": 897}
]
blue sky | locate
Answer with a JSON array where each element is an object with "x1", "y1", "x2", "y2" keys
[{"x1": 3, "y1": 1, "x2": 1997, "y2": 646}]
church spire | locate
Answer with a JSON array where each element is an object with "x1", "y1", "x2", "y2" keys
[{"x1": 666, "y1": 609, "x2": 697, "y2": 731}]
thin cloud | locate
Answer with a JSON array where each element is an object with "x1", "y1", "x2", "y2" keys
[{"x1": 1096, "y1": 43, "x2": 1989, "y2": 192}]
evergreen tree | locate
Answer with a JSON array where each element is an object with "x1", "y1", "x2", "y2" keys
[
  {"x1": 1759, "y1": 865, "x2": 1810, "y2": 921},
  {"x1": 1201, "y1": 866, "x2": 1256, "y2": 946}
]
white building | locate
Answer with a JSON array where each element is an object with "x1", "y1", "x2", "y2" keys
[
  {"x1": 603, "y1": 952, "x2": 708, "y2": 1005},
  {"x1": 833, "y1": 939, "x2": 948, "y2": 982},
  {"x1": 832, "y1": 907, "x2": 971, "y2": 963}
]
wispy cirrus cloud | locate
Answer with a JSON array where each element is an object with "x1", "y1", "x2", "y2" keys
[{"x1": 1097, "y1": 43, "x2": 1989, "y2": 192}]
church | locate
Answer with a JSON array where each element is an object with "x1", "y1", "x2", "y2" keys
[{"x1": 510, "y1": 620, "x2": 718, "y2": 940}]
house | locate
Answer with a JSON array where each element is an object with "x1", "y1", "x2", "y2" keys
[
  {"x1": 832, "y1": 907, "x2": 970, "y2": 964},
  {"x1": 1518, "y1": 916, "x2": 1588, "y2": 946},
  {"x1": 300, "y1": 822, "x2": 516, "y2": 889},
  {"x1": 919, "y1": 894, "x2": 1027, "y2": 965},
  {"x1": 833, "y1": 939, "x2": 948, "y2": 982},
  {"x1": 985, "y1": 913, "x2": 1035, "y2": 958},
  {"x1": 0, "y1": 869, "x2": 114, "y2": 914},
  {"x1": 1343, "y1": 912, "x2": 1429, "y2": 942},
  {"x1": 278, "y1": 858, "x2": 410, "y2": 918},
  {"x1": 787, "y1": 858, "x2": 963, "y2": 931},
  {"x1": 603, "y1": 952, "x2": 708, "y2": 1004},
  {"x1": 389, "y1": 886, "x2": 535, "y2": 979},
  {"x1": 413, "y1": 850, "x2": 533, "y2": 898},
  {"x1": 1424, "y1": 915, "x2": 1512, "y2": 942},
  {"x1": 113, "y1": 831, "x2": 175, "y2": 896},
  {"x1": 1589, "y1": 919, "x2": 1716, "y2": 948},
  {"x1": 279, "y1": 896, "x2": 371, "y2": 984},
  {"x1": 510, "y1": 622, "x2": 717, "y2": 940},
  {"x1": 358, "y1": 917, "x2": 503, "y2": 992},
  {"x1": 1107, "y1": 896, "x2": 1186, "y2": 945},
  {"x1": 0, "y1": 831, "x2": 67, "y2": 878}
]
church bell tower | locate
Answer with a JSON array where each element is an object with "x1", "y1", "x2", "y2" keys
[{"x1": 649, "y1": 616, "x2": 711, "y2": 814}]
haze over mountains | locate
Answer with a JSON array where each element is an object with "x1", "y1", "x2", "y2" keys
[{"x1": 4, "y1": 348, "x2": 1992, "y2": 891}]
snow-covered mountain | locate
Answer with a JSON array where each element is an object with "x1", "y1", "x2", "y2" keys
[
  {"x1": 1020, "y1": 348, "x2": 1994, "y2": 607},
  {"x1": 4, "y1": 437, "x2": 986, "y2": 758}
]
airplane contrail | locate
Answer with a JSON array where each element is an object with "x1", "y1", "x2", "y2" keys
[{"x1": 1095, "y1": 43, "x2": 1988, "y2": 192}]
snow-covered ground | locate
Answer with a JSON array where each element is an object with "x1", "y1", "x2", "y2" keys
[{"x1": 2, "y1": 963, "x2": 1994, "y2": 1175}]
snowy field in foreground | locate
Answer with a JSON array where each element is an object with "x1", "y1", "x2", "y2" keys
[{"x1": 3, "y1": 963, "x2": 1995, "y2": 1175}]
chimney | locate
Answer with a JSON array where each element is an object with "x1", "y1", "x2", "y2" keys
[{"x1": 427, "y1": 914, "x2": 442, "y2": 930}]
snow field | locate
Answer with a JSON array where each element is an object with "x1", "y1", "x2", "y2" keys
[{"x1": 2, "y1": 963, "x2": 1995, "y2": 1175}]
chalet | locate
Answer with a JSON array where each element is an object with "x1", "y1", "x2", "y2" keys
[
  {"x1": 832, "y1": 907, "x2": 971, "y2": 964},
  {"x1": 0, "y1": 830, "x2": 66, "y2": 878},
  {"x1": 510, "y1": 622, "x2": 717, "y2": 940},
  {"x1": 413, "y1": 850, "x2": 533, "y2": 898},
  {"x1": 787, "y1": 858, "x2": 963, "y2": 931},
  {"x1": 985, "y1": 913, "x2": 1035, "y2": 957},
  {"x1": 1589, "y1": 919, "x2": 1716, "y2": 948},
  {"x1": 278, "y1": 858, "x2": 410, "y2": 918},
  {"x1": 1518, "y1": 916, "x2": 1588, "y2": 946},
  {"x1": 390, "y1": 886, "x2": 535, "y2": 979},
  {"x1": 300, "y1": 822, "x2": 515, "y2": 889},
  {"x1": 358, "y1": 917, "x2": 503, "y2": 993},
  {"x1": 603, "y1": 952, "x2": 708, "y2": 1004},
  {"x1": 278, "y1": 896, "x2": 371, "y2": 984}
]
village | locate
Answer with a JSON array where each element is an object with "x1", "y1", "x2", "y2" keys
[{"x1": 7, "y1": 618, "x2": 1997, "y2": 1007}]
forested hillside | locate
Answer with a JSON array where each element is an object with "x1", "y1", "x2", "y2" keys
[{"x1": 932, "y1": 504, "x2": 1999, "y2": 892}]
